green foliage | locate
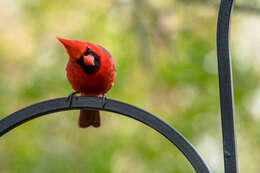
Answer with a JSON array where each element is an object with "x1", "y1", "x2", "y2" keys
[{"x1": 0, "y1": 0, "x2": 260, "y2": 173}]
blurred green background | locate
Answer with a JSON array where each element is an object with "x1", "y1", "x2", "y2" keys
[{"x1": 0, "y1": 0, "x2": 260, "y2": 172}]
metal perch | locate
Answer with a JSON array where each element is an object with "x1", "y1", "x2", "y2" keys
[{"x1": 0, "y1": 96, "x2": 211, "y2": 173}]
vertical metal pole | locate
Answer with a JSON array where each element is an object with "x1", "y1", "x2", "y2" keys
[{"x1": 217, "y1": 0, "x2": 238, "y2": 173}]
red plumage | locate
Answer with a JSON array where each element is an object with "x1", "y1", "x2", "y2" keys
[{"x1": 57, "y1": 37, "x2": 116, "y2": 128}]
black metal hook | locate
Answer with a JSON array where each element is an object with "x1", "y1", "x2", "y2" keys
[{"x1": 0, "y1": 96, "x2": 212, "y2": 173}]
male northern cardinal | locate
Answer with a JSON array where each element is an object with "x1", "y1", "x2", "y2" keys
[{"x1": 57, "y1": 37, "x2": 116, "y2": 128}]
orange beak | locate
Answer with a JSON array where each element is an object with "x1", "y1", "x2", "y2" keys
[
  {"x1": 83, "y1": 55, "x2": 95, "y2": 66},
  {"x1": 57, "y1": 36, "x2": 86, "y2": 60}
]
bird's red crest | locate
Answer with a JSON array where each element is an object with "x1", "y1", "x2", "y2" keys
[{"x1": 57, "y1": 37, "x2": 87, "y2": 60}]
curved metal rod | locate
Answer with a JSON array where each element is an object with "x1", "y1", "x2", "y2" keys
[
  {"x1": 217, "y1": 0, "x2": 237, "y2": 173},
  {"x1": 0, "y1": 96, "x2": 212, "y2": 173}
]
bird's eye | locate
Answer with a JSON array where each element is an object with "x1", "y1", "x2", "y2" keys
[{"x1": 84, "y1": 47, "x2": 91, "y2": 56}]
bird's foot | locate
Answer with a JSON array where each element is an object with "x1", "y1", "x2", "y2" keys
[
  {"x1": 66, "y1": 91, "x2": 80, "y2": 108},
  {"x1": 101, "y1": 94, "x2": 107, "y2": 108}
]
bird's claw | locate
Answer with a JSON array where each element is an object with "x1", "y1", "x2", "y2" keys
[
  {"x1": 101, "y1": 94, "x2": 107, "y2": 108},
  {"x1": 66, "y1": 91, "x2": 79, "y2": 108}
]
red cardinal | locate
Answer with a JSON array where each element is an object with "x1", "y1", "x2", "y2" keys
[{"x1": 57, "y1": 37, "x2": 116, "y2": 128}]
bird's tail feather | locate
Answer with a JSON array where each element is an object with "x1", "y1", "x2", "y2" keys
[{"x1": 78, "y1": 109, "x2": 101, "y2": 128}]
